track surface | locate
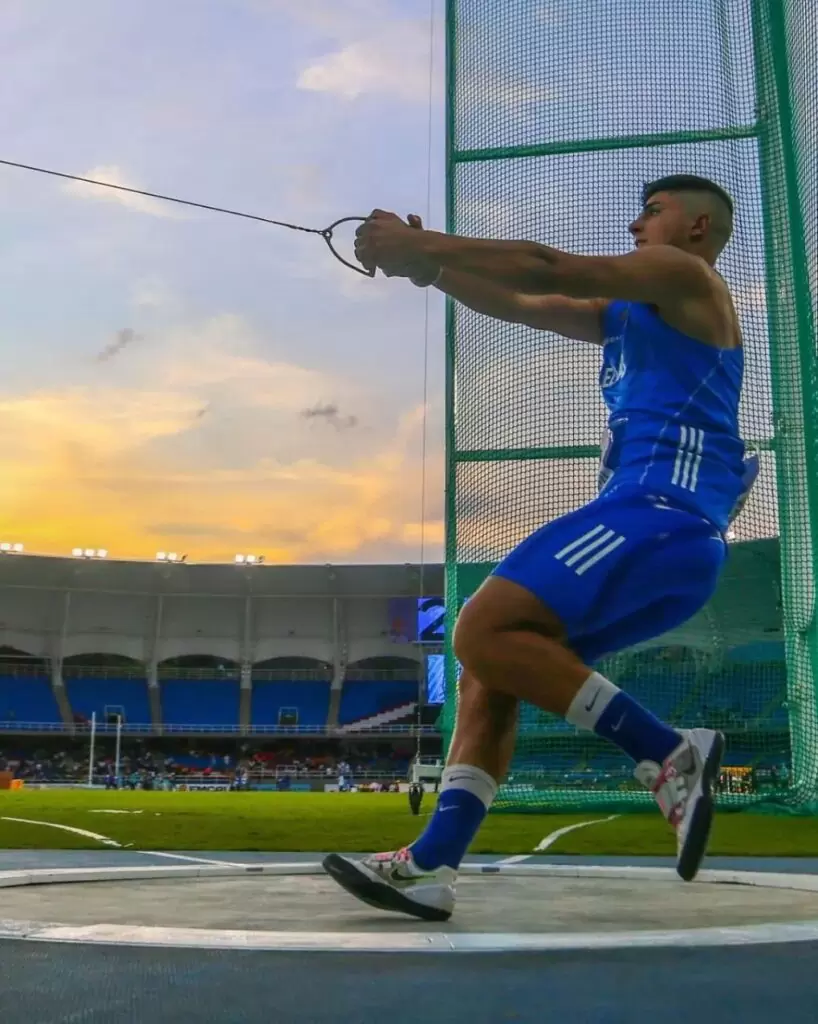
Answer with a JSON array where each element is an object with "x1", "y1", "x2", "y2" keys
[{"x1": 1, "y1": 851, "x2": 817, "y2": 1023}]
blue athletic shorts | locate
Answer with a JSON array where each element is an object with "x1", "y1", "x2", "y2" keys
[{"x1": 491, "y1": 486, "x2": 727, "y2": 664}]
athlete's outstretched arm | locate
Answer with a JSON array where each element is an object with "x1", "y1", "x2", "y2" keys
[
  {"x1": 355, "y1": 211, "x2": 712, "y2": 303},
  {"x1": 433, "y1": 268, "x2": 606, "y2": 344},
  {"x1": 418, "y1": 234, "x2": 713, "y2": 302},
  {"x1": 365, "y1": 215, "x2": 605, "y2": 343}
]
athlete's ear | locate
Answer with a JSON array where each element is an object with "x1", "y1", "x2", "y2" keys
[
  {"x1": 689, "y1": 213, "x2": 709, "y2": 243},
  {"x1": 547, "y1": 246, "x2": 714, "y2": 304}
]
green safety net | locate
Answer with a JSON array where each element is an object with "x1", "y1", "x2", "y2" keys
[{"x1": 441, "y1": 0, "x2": 818, "y2": 812}]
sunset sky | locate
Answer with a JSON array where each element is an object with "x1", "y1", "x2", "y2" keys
[
  {"x1": 0, "y1": 0, "x2": 447, "y2": 564},
  {"x1": 0, "y1": 0, "x2": 812, "y2": 564}
]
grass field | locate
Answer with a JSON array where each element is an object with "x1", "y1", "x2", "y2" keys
[{"x1": 1, "y1": 790, "x2": 818, "y2": 856}]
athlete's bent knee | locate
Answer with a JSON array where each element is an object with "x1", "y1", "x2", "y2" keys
[
  {"x1": 459, "y1": 670, "x2": 517, "y2": 720},
  {"x1": 452, "y1": 610, "x2": 492, "y2": 677},
  {"x1": 453, "y1": 578, "x2": 567, "y2": 679}
]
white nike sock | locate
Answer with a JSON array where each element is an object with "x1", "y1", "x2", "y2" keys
[
  {"x1": 565, "y1": 671, "x2": 620, "y2": 731},
  {"x1": 439, "y1": 763, "x2": 498, "y2": 808}
]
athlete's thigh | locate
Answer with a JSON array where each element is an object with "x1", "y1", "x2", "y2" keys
[
  {"x1": 492, "y1": 491, "x2": 725, "y2": 644},
  {"x1": 569, "y1": 511, "x2": 726, "y2": 662},
  {"x1": 572, "y1": 593, "x2": 707, "y2": 666}
]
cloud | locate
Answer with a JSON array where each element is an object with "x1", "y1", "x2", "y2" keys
[
  {"x1": 0, "y1": 313, "x2": 443, "y2": 564},
  {"x1": 148, "y1": 522, "x2": 238, "y2": 539},
  {"x1": 96, "y1": 328, "x2": 143, "y2": 363},
  {"x1": 297, "y1": 22, "x2": 435, "y2": 102},
  {"x1": 301, "y1": 402, "x2": 359, "y2": 429},
  {"x1": 153, "y1": 314, "x2": 339, "y2": 413},
  {"x1": 62, "y1": 165, "x2": 183, "y2": 219}
]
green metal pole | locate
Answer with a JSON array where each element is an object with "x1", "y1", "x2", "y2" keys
[
  {"x1": 453, "y1": 125, "x2": 759, "y2": 164},
  {"x1": 751, "y1": 0, "x2": 818, "y2": 803},
  {"x1": 443, "y1": 0, "x2": 459, "y2": 744}
]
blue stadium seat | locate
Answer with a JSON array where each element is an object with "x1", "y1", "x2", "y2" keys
[
  {"x1": 160, "y1": 680, "x2": 240, "y2": 727},
  {"x1": 0, "y1": 676, "x2": 61, "y2": 724},
  {"x1": 337, "y1": 681, "x2": 418, "y2": 724},
  {"x1": 65, "y1": 678, "x2": 152, "y2": 724},
  {"x1": 172, "y1": 754, "x2": 225, "y2": 769},
  {"x1": 251, "y1": 681, "x2": 331, "y2": 727}
]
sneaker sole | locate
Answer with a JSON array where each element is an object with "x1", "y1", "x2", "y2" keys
[
  {"x1": 677, "y1": 731, "x2": 725, "y2": 883},
  {"x1": 322, "y1": 854, "x2": 452, "y2": 922}
]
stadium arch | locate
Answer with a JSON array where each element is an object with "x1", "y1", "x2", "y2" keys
[
  {"x1": 345, "y1": 655, "x2": 422, "y2": 680},
  {"x1": 157, "y1": 654, "x2": 241, "y2": 678},
  {"x1": 62, "y1": 636, "x2": 147, "y2": 663},
  {"x1": 252, "y1": 656, "x2": 332, "y2": 679}
]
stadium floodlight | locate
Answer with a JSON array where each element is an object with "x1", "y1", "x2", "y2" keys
[
  {"x1": 0, "y1": 542, "x2": 23, "y2": 554},
  {"x1": 157, "y1": 551, "x2": 187, "y2": 563},
  {"x1": 97, "y1": 549, "x2": 108, "y2": 559},
  {"x1": 235, "y1": 553, "x2": 265, "y2": 565},
  {"x1": 72, "y1": 547, "x2": 109, "y2": 559}
]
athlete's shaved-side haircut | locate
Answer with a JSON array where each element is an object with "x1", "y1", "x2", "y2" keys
[{"x1": 642, "y1": 174, "x2": 735, "y2": 253}]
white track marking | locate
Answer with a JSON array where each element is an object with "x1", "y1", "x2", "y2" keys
[
  {"x1": 137, "y1": 851, "x2": 251, "y2": 868},
  {"x1": 498, "y1": 815, "x2": 621, "y2": 864},
  {"x1": 1, "y1": 816, "x2": 122, "y2": 848},
  {"x1": 2, "y1": 862, "x2": 818, "y2": 952},
  {"x1": 533, "y1": 815, "x2": 621, "y2": 853},
  {"x1": 1, "y1": 817, "x2": 253, "y2": 867}
]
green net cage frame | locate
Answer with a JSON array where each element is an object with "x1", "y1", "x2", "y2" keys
[{"x1": 441, "y1": 0, "x2": 818, "y2": 812}]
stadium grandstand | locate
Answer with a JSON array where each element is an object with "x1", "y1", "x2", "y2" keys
[
  {"x1": 0, "y1": 544, "x2": 791, "y2": 798},
  {"x1": 0, "y1": 556, "x2": 445, "y2": 790}
]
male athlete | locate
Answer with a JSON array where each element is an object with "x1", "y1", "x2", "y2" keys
[{"x1": 323, "y1": 175, "x2": 758, "y2": 921}]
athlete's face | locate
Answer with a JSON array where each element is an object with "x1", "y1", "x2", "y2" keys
[{"x1": 629, "y1": 192, "x2": 690, "y2": 249}]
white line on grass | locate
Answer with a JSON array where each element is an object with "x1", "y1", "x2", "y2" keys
[
  {"x1": 1, "y1": 816, "x2": 254, "y2": 867},
  {"x1": 498, "y1": 815, "x2": 621, "y2": 864},
  {"x1": 0, "y1": 816, "x2": 123, "y2": 848}
]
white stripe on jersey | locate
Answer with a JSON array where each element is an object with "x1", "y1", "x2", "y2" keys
[
  {"x1": 672, "y1": 425, "x2": 704, "y2": 492},
  {"x1": 688, "y1": 427, "x2": 704, "y2": 492}
]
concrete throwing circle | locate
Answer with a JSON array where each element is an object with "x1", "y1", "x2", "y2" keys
[{"x1": 1, "y1": 862, "x2": 818, "y2": 952}]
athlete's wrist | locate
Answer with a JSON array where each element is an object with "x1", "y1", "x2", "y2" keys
[{"x1": 410, "y1": 266, "x2": 443, "y2": 288}]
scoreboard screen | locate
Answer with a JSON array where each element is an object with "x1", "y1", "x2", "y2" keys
[
  {"x1": 388, "y1": 596, "x2": 445, "y2": 644},
  {"x1": 425, "y1": 654, "x2": 446, "y2": 704},
  {"x1": 417, "y1": 596, "x2": 445, "y2": 643}
]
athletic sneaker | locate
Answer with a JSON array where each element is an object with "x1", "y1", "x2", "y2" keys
[
  {"x1": 323, "y1": 847, "x2": 456, "y2": 922},
  {"x1": 635, "y1": 727, "x2": 725, "y2": 882}
]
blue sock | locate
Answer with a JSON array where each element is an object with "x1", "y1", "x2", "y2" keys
[
  {"x1": 409, "y1": 764, "x2": 498, "y2": 871},
  {"x1": 566, "y1": 672, "x2": 681, "y2": 765}
]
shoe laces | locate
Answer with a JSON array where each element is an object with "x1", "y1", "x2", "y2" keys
[
  {"x1": 371, "y1": 848, "x2": 411, "y2": 868},
  {"x1": 635, "y1": 758, "x2": 690, "y2": 827},
  {"x1": 651, "y1": 762, "x2": 689, "y2": 827}
]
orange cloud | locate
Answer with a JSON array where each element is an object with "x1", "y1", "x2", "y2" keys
[{"x1": 0, "y1": 315, "x2": 444, "y2": 563}]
